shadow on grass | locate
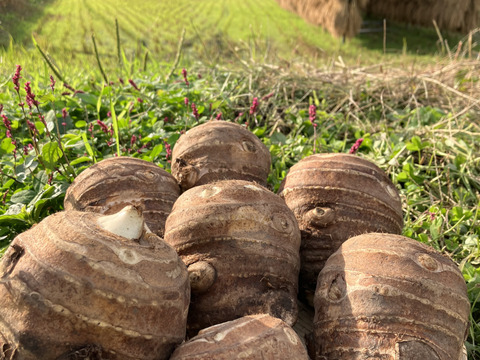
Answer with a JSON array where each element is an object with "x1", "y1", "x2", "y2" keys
[
  {"x1": 354, "y1": 16, "x2": 467, "y2": 57},
  {"x1": 0, "y1": 0, "x2": 56, "y2": 48}
]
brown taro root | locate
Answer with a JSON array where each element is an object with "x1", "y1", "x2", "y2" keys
[
  {"x1": 64, "y1": 156, "x2": 180, "y2": 237},
  {"x1": 0, "y1": 206, "x2": 190, "y2": 360},
  {"x1": 279, "y1": 153, "x2": 403, "y2": 299},
  {"x1": 171, "y1": 121, "x2": 271, "y2": 191},
  {"x1": 313, "y1": 233, "x2": 470, "y2": 360},
  {"x1": 164, "y1": 180, "x2": 301, "y2": 334},
  {"x1": 170, "y1": 314, "x2": 309, "y2": 360}
]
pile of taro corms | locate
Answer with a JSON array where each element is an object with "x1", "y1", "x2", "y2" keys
[{"x1": 0, "y1": 120, "x2": 470, "y2": 360}]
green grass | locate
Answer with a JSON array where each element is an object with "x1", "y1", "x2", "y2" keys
[
  {"x1": 0, "y1": 0, "x2": 480, "y2": 358},
  {"x1": 0, "y1": 0, "x2": 473, "y2": 77}
]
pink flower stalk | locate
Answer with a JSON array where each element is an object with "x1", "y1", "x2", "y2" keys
[
  {"x1": 349, "y1": 138, "x2": 364, "y2": 154},
  {"x1": 2, "y1": 114, "x2": 12, "y2": 132},
  {"x1": 62, "y1": 108, "x2": 68, "y2": 119},
  {"x1": 262, "y1": 92, "x2": 274, "y2": 101},
  {"x1": 88, "y1": 123, "x2": 94, "y2": 136},
  {"x1": 128, "y1": 79, "x2": 140, "y2": 91},
  {"x1": 182, "y1": 68, "x2": 189, "y2": 86},
  {"x1": 50, "y1": 75, "x2": 56, "y2": 92},
  {"x1": 216, "y1": 112, "x2": 222, "y2": 120},
  {"x1": 197, "y1": 73, "x2": 202, "y2": 79},
  {"x1": 2, "y1": 190, "x2": 9, "y2": 205},
  {"x1": 119, "y1": 78, "x2": 124, "y2": 85},
  {"x1": 27, "y1": 120, "x2": 37, "y2": 134},
  {"x1": 24, "y1": 82, "x2": 39, "y2": 109},
  {"x1": 249, "y1": 97, "x2": 259, "y2": 115},
  {"x1": 165, "y1": 141, "x2": 172, "y2": 162},
  {"x1": 63, "y1": 83, "x2": 75, "y2": 92},
  {"x1": 164, "y1": 116, "x2": 169, "y2": 123},
  {"x1": 96, "y1": 119, "x2": 109, "y2": 134},
  {"x1": 191, "y1": 103, "x2": 199, "y2": 120},
  {"x1": 130, "y1": 134, "x2": 137, "y2": 147},
  {"x1": 137, "y1": 142, "x2": 149, "y2": 154},
  {"x1": 13, "y1": 65, "x2": 22, "y2": 92},
  {"x1": 184, "y1": 97, "x2": 189, "y2": 107},
  {"x1": 234, "y1": 112, "x2": 244, "y2": 122},
  {"x1": 107, "y1": 111, "x2": 111, "y2": 118},
  {"x1": 0, "y1": 104, "x2": 3, "y2": 114},
  {"x1": 137, "y1": 97, "x2": 143, "y2": 103},
  {"x1": 309, "y1": 104, "x2": 317, "y2": 127}
]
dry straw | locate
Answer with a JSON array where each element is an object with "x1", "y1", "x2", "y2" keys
[
  {"x1": 276, "y1": 0, "x2": 479, "y2": 37},
  {"x1": 276, "y1": 0, "x2": 366, "y2": 38}
]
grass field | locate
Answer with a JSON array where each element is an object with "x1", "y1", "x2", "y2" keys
[
  {"x1": 0, "y1": 0, "x2": 474, "y2": 76},
  {"x1": 1, "y1": 0, "x2": 480, "y2": 358}
]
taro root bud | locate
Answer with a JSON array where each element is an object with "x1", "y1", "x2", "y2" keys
[
  {"x1": 170, "y1": 314, "x2": 309, "y2": 360},
  {"x1": 0, "y1": 206, "x2": 190, "y2": 360},
  {"x1": 171, "y1": 121, "x2": 271, "y2": 191},
  {"x1": 164, "y1": 180, "x2": 301, "y2": 334},
  {"x1": 313, "y1": 233, "x2": 470, "y2": 360},
  {"x1": 279, "y1": 153, "x2": 403, "y2": 300},
  {"x1": 64, "y1": 156, "x2": 180, "y2": 237}
]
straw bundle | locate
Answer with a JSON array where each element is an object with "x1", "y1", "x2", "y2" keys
[
  {"x1": 276, "y1": 0, "x2": 479, "y2": 38},
  {"x1": 276, "y1": 0, "x2": 367, "y2": 38},
  {"x1": 365, "y1": 0, "x2": 480, "y2": 33}
]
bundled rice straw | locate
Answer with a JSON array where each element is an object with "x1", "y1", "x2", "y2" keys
[
  {"x1": 276, "y1": 0, "x2": 479, "y2": 38},
  {"x1": 276, "y1": 0, "x2": 366, "y2": 38}
]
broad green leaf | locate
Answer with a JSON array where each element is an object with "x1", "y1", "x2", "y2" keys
[
  {"x1": 45, "y1": 109, "x2": 56, "y2": 132},
  {"x1": 35, "y1": 121, "x2": 46, "y2": 135},
  {"x1": 41, "y1": 141, "x2": 63, "y2": 170},
  {"x1": 33, "y1": 171, "x2": 48, "y2": 193},
  {"x1": 0, "y1": 138, "x2": 16, "y2": 155},
  {"x1": 10, "y1": 190, "x2": 36, "y2": 204},
  {"x1": 167, "y1": 133, "x2": 180, "y2": 144},
  {"x1": 77, "y1": 93, "x2": 98, "y2": 107},
  {"x1": 150, "y1": 144, "x2": 163, "y2": 159},
  {"x1": 0, "y1": 212, "x2": 28, "y2": 225},
  {"x1": 270, "y1": 132, "x2": 287, "y2": 145},
  {"x1": 75, "y1": 120, "x2": 87, "y2": 128}
]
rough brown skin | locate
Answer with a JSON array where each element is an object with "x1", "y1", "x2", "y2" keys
[
  {"x1": 164, "y1": 180, "x2": 301, "y2": 335},
  {"x1": 170, "y1": 314, "x2": 309, "y2": 360},
  {"x1": 278, "y1": 153, "x2": 403, "y2": 301},
  {"x1": 171, "y1": 121, "x2": 271, "y2": 192},
  {"x1": 64, "y1": 156, "x2": 180, "y2": 237},
  {"x1": 0, "y1": 209, "x2": 190, "y2": 360},
  {"x1": 313, "y1": 233, "x2": 470, "y2": 360}
]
